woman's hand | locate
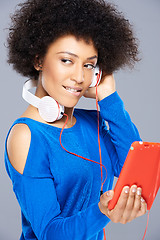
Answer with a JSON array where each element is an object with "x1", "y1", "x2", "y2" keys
[
  {"x1": 98, "y1": 185, "x2": 147, "y2": 224},
  {"x1": 84, "y1": 73, "x2": 116, "y2": 101}
]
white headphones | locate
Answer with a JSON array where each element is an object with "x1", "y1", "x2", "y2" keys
[
  {"x1": 89, "y1": 66, "x2": 102, "y2": 88},
  {"x1": 22, "y1": 66, "x2": 102, "y2": 123}
]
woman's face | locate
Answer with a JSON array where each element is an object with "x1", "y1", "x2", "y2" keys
[{"x1": 40, "y1": 35, "x2": 98, "y2": 108}]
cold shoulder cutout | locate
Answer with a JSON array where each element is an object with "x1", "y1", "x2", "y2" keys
[{"x1": 7, "y1": 123, "x2": 31, "y2": 175}]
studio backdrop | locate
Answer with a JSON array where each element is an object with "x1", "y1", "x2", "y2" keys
[{"x1": 0, "y1": 0, "x2": 159, "y2": 239}]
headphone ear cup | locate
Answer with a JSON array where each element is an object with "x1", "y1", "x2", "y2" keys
[
  {"x1": 89, "y1": 66, "x2": 102, "y2": 88},
  {"x1": 22, "y1": 79, "x2": 64, "y2": 123},
  {"x1": 38, "y1": 96, "x2": 64, "y2": 123}
]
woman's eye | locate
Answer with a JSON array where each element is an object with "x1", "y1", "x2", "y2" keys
[
  {"x1": 84, "y1": 64, "x2": 96, "y2": 70},
  {"x1": 61, "y1": 59, "x2": 72, "y2": 64}
]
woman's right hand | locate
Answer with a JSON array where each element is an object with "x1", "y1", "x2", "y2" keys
[{"x1": 98, "y1": 185, "x2": 147, "y2": 224}]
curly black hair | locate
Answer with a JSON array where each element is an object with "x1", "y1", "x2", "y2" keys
[{"x1": 7, "y1": 0, "x2": 140, "y2": 80}]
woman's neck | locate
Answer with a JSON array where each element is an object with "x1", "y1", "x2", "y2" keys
[{"x1": 63, "y1": 107, "x2": 76, "y2": 128}]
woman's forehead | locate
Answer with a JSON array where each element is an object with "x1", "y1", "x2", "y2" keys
[{"x1": 46, "y1": 34, "x2": 98, "y2": 57}]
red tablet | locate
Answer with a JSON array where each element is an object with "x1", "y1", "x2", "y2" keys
[{"x1": 108, "y1": 141, "x2": 160, "y2": 210}]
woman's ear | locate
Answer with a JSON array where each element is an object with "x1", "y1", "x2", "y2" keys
[{"x1": 34, "y1": 55, "x2": 43, "y2": 71}]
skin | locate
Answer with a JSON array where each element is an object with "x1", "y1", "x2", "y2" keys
[{"x1": 8, "y1": 34, "x2": 147, "y2": 224}]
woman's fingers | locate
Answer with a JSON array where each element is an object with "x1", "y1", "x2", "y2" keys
[
  {"x1": 129, "y1": 187, "x2": 142, "y2": 219},
  {"x1": 121, "y1": 185, "x2": 137, "y2": 223},
  {"x1": 136, "y1": 197, "x2": 147, "y2": 217},
  {"x1": 99, "y1": 185, "x2": 147, "y2": 224},
  {"x1": 84, "y1": 73, "x2": 116, "y2": 100},
  {"x1": 119, "y1": 186, "x2": 147, "y2": 223},
  {"x1": 108, "y1": 185, "x2": 147, "y2": 224},
  {"x1": 97, "y1": 74, "x2": 116, "y2": 101},
  {"x1": 98, "y1": 190, "x2": 114, "y2": 216},
  {"x1": 83, "y1": 87, "x2": 96, "y2": 99},
  {"x1": 109, "y1": 186, "x2": 130, "y2": 223},
  {"x1": 128, "y1": 187, "x2": 147, "y2": 219}
]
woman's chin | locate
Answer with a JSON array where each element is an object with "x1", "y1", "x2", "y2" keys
[{"x1": 60, "y1": 99, "x2": 80, "y2": 109}]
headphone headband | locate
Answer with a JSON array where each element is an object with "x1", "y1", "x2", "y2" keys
[{"x1": 22, "y1": 79, "x2": 40, "y2": 108}]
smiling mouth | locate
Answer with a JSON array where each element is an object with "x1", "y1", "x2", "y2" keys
[{"x1": 63, "y1": 86, "x2": 82, "y2": 93}]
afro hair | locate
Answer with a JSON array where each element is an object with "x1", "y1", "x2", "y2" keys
[{"x1": 7, "y1": 0, "x2": 140, "y2": 80}]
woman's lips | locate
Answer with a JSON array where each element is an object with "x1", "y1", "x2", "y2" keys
[{"x1": 63, "y1": 86, "x2": 82, "y2": 96}]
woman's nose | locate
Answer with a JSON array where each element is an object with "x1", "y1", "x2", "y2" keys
[{"x1": 71, "y1": 65, "x2": 84, "y2": 84}]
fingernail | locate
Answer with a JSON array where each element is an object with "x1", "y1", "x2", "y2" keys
[
  {"x1": 106, "y1": 191, "x2": 110, "y2": 197},
  {"x1": 132, "y1": 187, "x2": 137, "y2": 193},
  {"x1": 124, "y1": 186, "x2": 129, "y2": 193},
  {"x1": 141, "y1": 197, "x2": 145, "y2": 202},
  {"x1": 137, "y1": 189, "x2": 141, "y2": 196}
]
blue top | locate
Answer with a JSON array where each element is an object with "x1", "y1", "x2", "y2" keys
[{"x1": 4, "y1": 92, "x2": 141, "y2": 240}]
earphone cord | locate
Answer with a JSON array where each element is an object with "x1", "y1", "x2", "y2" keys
[
  {"x1": 59, "y1": 73, "x2": 107, "y2": 191},
  {"x1": 59, "y1": 72, "x2": 107, "y2": 239},
  {"x1": 95, "y1": 81, "x2": 103, "y2": 193},
  {"x1": 95, "y1": 80, "x2": 106, "y2": 240},
  {"x1": 142, "y1": 210, "x2": 150, "y2": 240},
  {"x1": 59, "y1": 112, "x2": 108, "y2": 186}
]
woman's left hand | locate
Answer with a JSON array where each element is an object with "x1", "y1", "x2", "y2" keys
[
  {"x1": 84, "y1": 73, "x2": 116, "y2": 101},
  {"x1": 99, "y1": 185, "x2": 147, "y2": 224}
]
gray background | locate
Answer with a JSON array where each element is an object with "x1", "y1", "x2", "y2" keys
[{"x1": 0, "y1": 0, "x2": 160, "y2": 239}]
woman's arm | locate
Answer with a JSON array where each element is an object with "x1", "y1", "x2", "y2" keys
[
  {"x1": 85, "y1": 74, "x2": 147, "y2": 224},
  {"x1": 97, "y1": 75, "x2": 147, "y2": 223},
  {"x1": 86, "y1": 73, "x2": 141, "y2": 176},
  {"x1": 99, "y1": 91, "x2": 141, "y2": 176}
]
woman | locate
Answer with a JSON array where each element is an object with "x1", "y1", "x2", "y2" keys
[{"x1": 4, "y1": 0, "x2": 147, "y2": 239}]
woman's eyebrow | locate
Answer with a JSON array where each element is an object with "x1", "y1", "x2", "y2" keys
[{"x1": 56, "y1": 51, "x2": 98, "y2": 60}]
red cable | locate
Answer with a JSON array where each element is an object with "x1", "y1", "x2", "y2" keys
[
  {"x1": 59, "y1": 72, "x2": 107, "y2": 188},
  {"x1": 95, "y1": 72, "x2": 107, "y2": 240},
  {"x1": 59, "y1": 70, "x2": 107, "y2": 239},
  {"x1": 59, "y1": 113, "x2": 108, "y2": 183},
  {"x1": 103, "y1": 228, "x2": 106, "y2": 240},
  {"x1": 142, "y1": 210, "x2": 150, "y2": 240},
  {"x1": 95, "y1": 82, "x2": 103, "y2": 190}
]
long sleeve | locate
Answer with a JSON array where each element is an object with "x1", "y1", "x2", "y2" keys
[
  {"x1": 99, "y1": 91, "x2": 141, "y2": 177},
  {"x1": 10, "y1": 171, "x2": 110, "y2": 240}
]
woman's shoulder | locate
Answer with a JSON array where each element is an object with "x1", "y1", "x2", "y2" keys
[
  {"x1": 6, "y1": 117, "x2": 52, "y2": 178},
  {"x1": 7, "y1": 122, "x2": 31, "y2": 175},
  {"x1": 6, "y1": 106, "x2": 49, "y2": 176}
]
